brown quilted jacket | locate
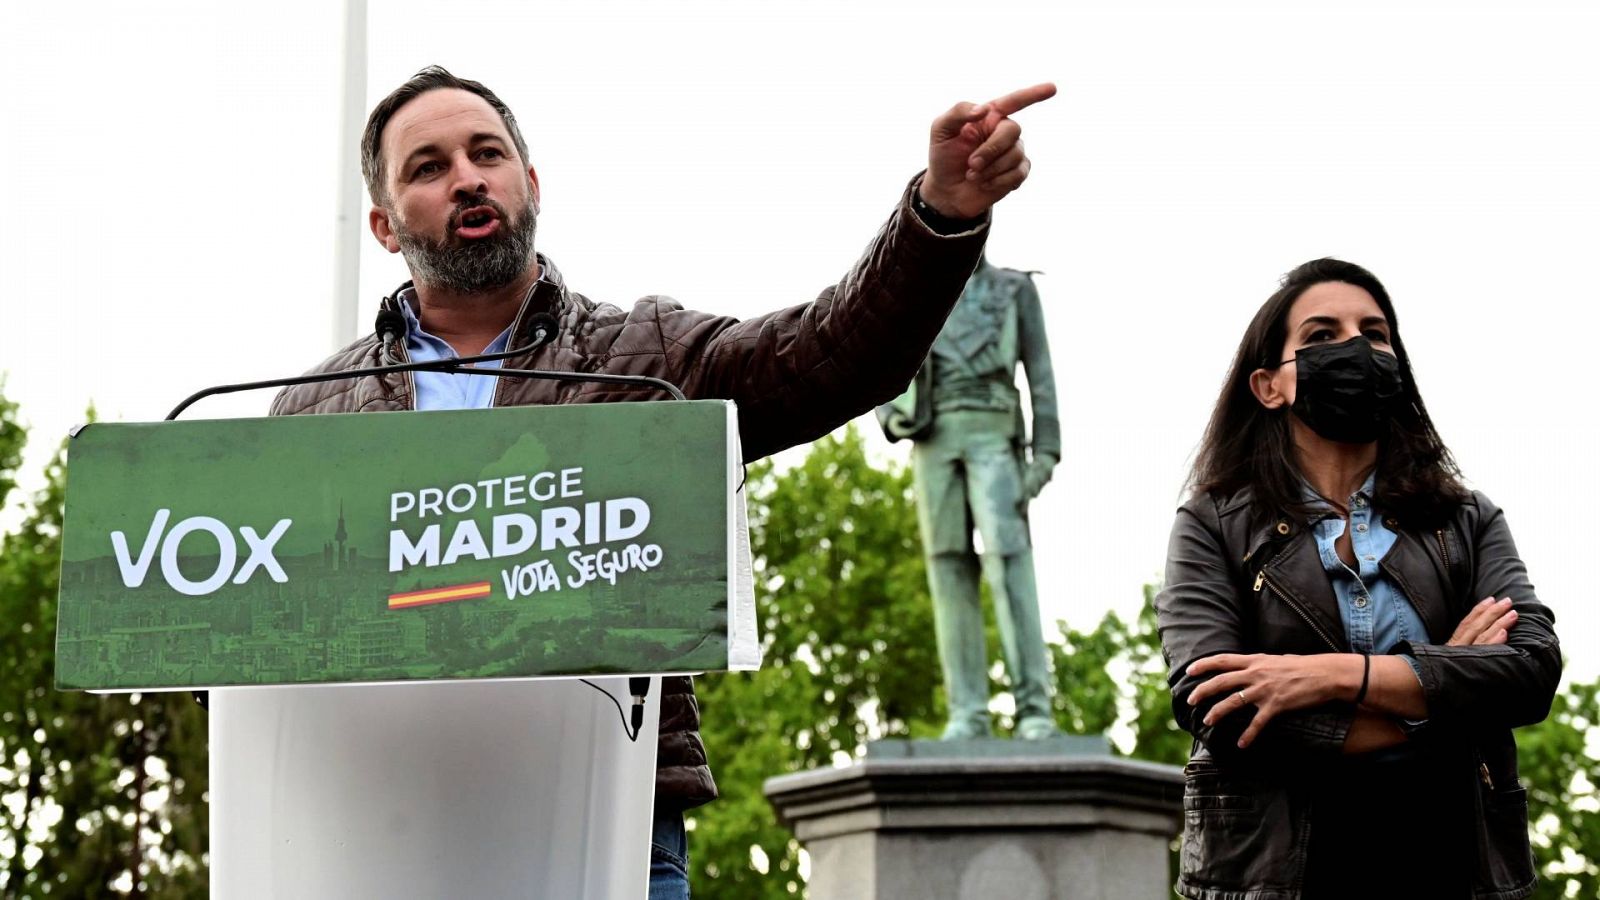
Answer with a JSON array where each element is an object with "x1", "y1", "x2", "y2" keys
[{"x1": 269, "y1": 176, "x2": 987, "y2": 809}]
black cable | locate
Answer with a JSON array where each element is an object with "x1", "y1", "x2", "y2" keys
[{"x1": 580, "y1": 678, "x2": 645, "y2": 742}]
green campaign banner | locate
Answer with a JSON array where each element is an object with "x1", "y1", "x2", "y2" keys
[{"x1": 56, "y1": 401, "x2": 757, "y2": 691}]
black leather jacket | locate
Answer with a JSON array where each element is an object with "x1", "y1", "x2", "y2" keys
[{"x1": 1156, "y1": 487, "x2": 1561, "y2": 900}]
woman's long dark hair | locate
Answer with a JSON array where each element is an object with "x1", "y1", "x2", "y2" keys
[{"x1": 1189, "y1": 258, "x2": 1468, "y2": 525}]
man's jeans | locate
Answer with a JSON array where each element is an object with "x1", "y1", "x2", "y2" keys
[{"x1": 648, "y1": 810, "x2": 689, "y2": 899}]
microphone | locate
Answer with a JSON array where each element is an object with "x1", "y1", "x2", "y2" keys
[
  {"x1": 629, "y1": 676, "x2": 650, "y2": 737},
  {"x1": 375, "y1": 309, "x2": 406, "y2": 358},
  {"x1": 523, "y1": 312, "x2": 558, "y2": 348}
]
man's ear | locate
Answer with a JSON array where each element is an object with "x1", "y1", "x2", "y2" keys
[
  {"x1": 527, "y1": 165, "x2": 541, "y2": 215},
  {"x1": 370, "y1": 206, "x2": 402, "y2": 254},
  {"x1": 1249, "y1": 367, "x2": 1288, "y2": 410}
]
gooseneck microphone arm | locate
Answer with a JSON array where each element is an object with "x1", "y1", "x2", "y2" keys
[{"x1": 164, "y1": 311, "x2": 685, "y2": 421}]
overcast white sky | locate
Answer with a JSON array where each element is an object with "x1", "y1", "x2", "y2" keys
[{"x1": 2, "y1": 0, "x2": 1596, "y2": 681}]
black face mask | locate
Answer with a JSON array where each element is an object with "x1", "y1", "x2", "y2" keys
[{"x1": 1280, "y1": 336, "x2": 1404, "y2": 444}]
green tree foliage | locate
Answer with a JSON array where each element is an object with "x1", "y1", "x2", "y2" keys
[
  {"x1": 692, "y1": 426, "x2": 1598, "y2": 898},
  {"x1": 692, "y1": 427, "x2": 941, "y2": 898},
  {"x1": 1045, "y1": 588, "x2": 1191, "y2": 768},
  {"x1": 0, "y1": 393, "x2": 209, "y2": 897},
  {"x1": 1522, "y1": 680, "x2": 1600, "y2": 898}
]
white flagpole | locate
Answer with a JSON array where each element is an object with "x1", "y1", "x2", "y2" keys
[{"x1": 332, "y1": 0, "x2": 367, "y2": 348}]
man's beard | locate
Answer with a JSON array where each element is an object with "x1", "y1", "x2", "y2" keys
[{"x1": 392, "y1": 195, "x2": 538, "y2": 294}]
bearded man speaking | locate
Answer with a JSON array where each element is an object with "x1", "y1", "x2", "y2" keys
[{"x1": 271, "y1": 66, "x2": 1053, "y2": 898}]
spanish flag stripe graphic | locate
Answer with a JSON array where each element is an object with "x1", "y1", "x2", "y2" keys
[{"x1": 387, "y1": 581, "x2": 492, "y2": 609}]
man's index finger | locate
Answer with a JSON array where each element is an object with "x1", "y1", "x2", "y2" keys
[{"x1": 989, "y1": 82, "x2": 1057, "y2": 117}]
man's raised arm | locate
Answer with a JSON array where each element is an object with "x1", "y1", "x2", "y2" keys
[{"x1": 669, "y1": 84, "x2": 1057, "y2": 461}]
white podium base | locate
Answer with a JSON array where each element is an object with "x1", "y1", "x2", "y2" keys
[{"x1": 210, "y1": 677, "x2": 660, "y2": 899}]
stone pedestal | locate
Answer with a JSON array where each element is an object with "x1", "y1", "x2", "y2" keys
[{"x1": 763, "y1": 739, "x2": 1182, "y2": 900}]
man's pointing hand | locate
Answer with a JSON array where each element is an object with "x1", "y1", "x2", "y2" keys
[{"x1": 920, "y1": 82, "x2": 1056, "y2": 221}]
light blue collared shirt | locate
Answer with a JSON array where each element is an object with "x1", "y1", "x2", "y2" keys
[
  {"x1": 398, "y1": 287, "x2": 510, "y2": 411},
  {"x1": 1307, "y1": 473, "x2": 1430, "y2": 656},
  {"x1": 1306, "y1": 474, "x2": 1429, "y2": 721}
]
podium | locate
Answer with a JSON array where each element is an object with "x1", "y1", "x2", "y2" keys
[
  {"x1": 210, "y1": 679, "x2": 662, "y2": 898},
  {"x1": 56, "y1": 402, "x2": 757, "y2": 897}
]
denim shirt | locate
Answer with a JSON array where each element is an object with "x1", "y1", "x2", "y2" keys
[
  {"x1": 1307, "y1": 474, "x2": 1429, "y2": 697},
  {"x1": 398, "y1": 287, "x2": 510, "y2": 411}
]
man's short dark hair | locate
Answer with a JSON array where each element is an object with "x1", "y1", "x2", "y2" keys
[{"x1": 361, "y1": 66, "x2": 531, "y2": 204}]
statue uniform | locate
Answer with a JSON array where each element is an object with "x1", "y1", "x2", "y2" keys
[{"x1": 877, "y1": 257, "x2": 1060, "y2": 739}]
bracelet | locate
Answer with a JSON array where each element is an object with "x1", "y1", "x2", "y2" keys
[{"x1": 1353, "y1": 653, "x2": 1371, "y2": 706}]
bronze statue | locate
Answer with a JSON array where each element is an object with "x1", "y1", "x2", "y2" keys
[{"x1": 878, "y1": 255, "x2": 1059, "y2": 740}]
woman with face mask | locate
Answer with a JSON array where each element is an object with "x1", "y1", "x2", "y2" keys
[{"x1": 1156, "y1": 258, "x2": 1560, "y2": 899}]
